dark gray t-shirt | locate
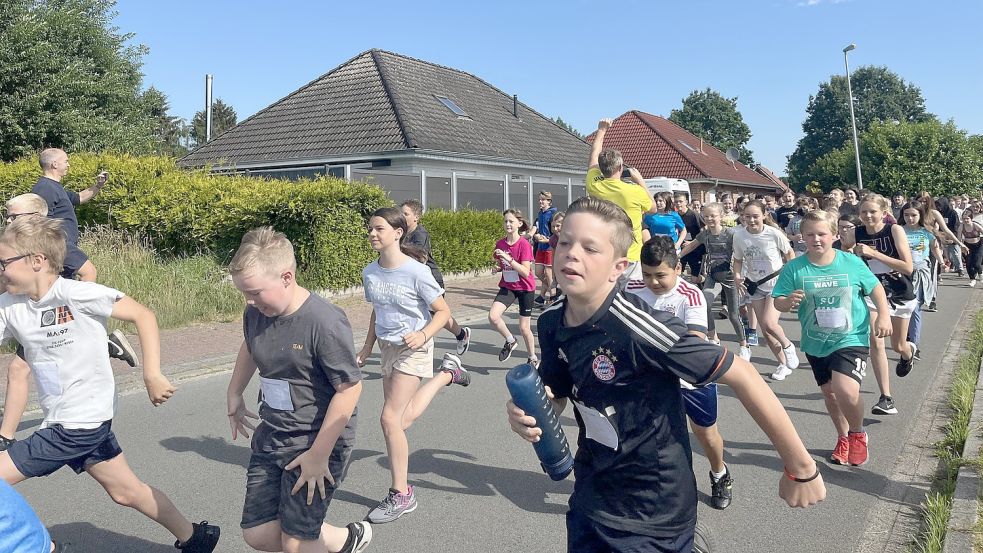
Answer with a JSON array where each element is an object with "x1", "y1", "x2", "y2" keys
[
  {"x1": 243, "y1": 293, "x2": 361, "y2": 452},
  {"x1": 694, "y1": 228, "x2": 735, "y2": 275},
  {"x1": 405, "y1": 225, "x2": 443, "y2": 286}
]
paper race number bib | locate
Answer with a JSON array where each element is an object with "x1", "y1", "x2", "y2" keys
[
  {"x1": 572, "y1": 400, "x2": 619, "y2": 450},
  {"x1": 259, "y1": 377, "x2": 294, "y2": 411}
]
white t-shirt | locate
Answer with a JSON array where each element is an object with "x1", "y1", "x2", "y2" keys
[
  {"x1": 732, "y1": 225, "x2": 792, "y2": 281},
  {"x1": 634, "y1": 279, "x2": 709, "y2": 391},
  {"x1": 0, "y1": 278, "x2": 122, "y2": 429},
  {"x1": 362, "y1": 258, "x2": 444, "y2": 343}
]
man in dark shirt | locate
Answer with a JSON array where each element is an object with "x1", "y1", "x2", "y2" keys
[
  {"x1": 675, "y1": 193, "x2": 705, "y2": 278},
  {"x1": 400, "y1": 200, "x2": 472, "y2": 356}
]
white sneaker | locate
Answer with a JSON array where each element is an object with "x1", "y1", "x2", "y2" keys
[
  {"x1": 969, "y1": 279, "x2": 977, "y2": 288},
  {"x1": 739, "y1": 346, "x2": 752, "y2": 361},
  {"x1": 782, "y1": 343, "x2": 800, "y2": 369},
  {"x1": 771, "y1": 364, "x2": 793, "y2": 381}
]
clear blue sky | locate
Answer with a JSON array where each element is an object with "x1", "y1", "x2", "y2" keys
[{"x1": 116, "y1": 0, "x2": 982, "y2": 174}]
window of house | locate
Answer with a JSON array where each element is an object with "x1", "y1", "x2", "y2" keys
[{"x1": 435, "y1": 95, "x2": 470, "y2": 118}]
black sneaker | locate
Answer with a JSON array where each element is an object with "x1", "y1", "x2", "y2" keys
[
  {"x1": 716, "y1": 306, "x2": 729, "y2": 320},
  {"x1": 527, "y1": 357, "x2": 540, "y2": 369},
  {"x1": 340, "y1": 521, "x2": 373, "y2": 553},
  {"x1": 709, "y1": 468, "x2": 733, "y2": 510},
  {"x1": 924, "y1": 301, "x2": 938, "y2": 313},
  {"x1": 498, "y1": 339, "x2": 518, "y2": 362},
  {"x1": 911, "y1": 344, "x2": 921, "y2": 361},
  {"x1": 534, "y1": 295, "x2": 546, "y2": 306},
  {"x1": 896, "y1": 352, "x2": 915, "y2": 378},
  {"x1": 174, "y1": 521, "x2": 220, "y2": 552},
  {"x1": 108, "y1": 329, "x2": 138, "y2": 367},
  {"x1": 871, "y1": 395, "x2": 898, "y2": 415}
]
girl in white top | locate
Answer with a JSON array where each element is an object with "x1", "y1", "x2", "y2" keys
[{"x1": 733, "y1": 200, "x2": 800, "y2": 381}]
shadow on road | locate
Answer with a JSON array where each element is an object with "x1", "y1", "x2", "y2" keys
[
  {"x1": 374, "y1": 448, "x2": 572, "y2": 514},
  {"x1": 48, "y1": 522, "x2": 176, "y2": 552}
]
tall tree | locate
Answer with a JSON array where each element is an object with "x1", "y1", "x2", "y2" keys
[
  {"x1": 669, "y1": 88, "x2": 755, "y2": 166},
  {"x1": 787, "y1": 66, "x2": 932, "y2": 188},
  {"x1": 191, "y1": 99, "x2": 237, "y2": 146},
  {"x1": 143, "y1": 86, "x2": 189, "y2": 158},
  {"x1": 0, "y1": 0, "x2": 173, "y2": 161},
  {"x1": 809, "y1": 120, "x2": 983, "y2": 198},
  {"x1": 552, "y1": 116, "x2": 583, "y2": 139}
]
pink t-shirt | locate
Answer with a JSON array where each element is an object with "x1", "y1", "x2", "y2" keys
[{"x1": 495, "y1": 237, "x2": 536, "y2": 291}]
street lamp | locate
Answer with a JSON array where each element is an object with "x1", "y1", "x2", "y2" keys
[{"x1": 843, "y1": 43, "x2": 863, "y2": 189}]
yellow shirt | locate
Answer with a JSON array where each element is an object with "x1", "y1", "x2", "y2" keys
[{"x1": 585, "y1": 167, "x2": 653, "y2": 262}]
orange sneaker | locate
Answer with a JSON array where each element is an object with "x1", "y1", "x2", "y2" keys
[
  {"x1": 829, "y1": 435, "x2": 850, "y2": 465},
  {"x1": 848, "y1": 431, "x2": 868, "y2": 466}
]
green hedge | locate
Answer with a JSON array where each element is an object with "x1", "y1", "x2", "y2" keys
[{"x1": 0, "y1": 154, "x2": 503, "y2": 290}]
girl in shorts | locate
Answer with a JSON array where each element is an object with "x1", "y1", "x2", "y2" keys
[
  {"x1": 679, "y1": 202, "x2": 750, "y2": 360},
  {"x1": 840, "y1": 194, "x2": 915, "y2": 416},
  {"x1": 774, "y1": 211, "x2": 892, "y2": 467},
  {"x1": 732, "y1": 200, "x2": 800, "y2": 381},
  {"x1": 489, "y1": 209, "x2": 537, "y2": 365},
  {"x1": 357, "y1": 208, "x2": 471, "y2": 524}
]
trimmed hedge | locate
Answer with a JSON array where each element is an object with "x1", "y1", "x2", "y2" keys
[{"x1": 0, "y1": 154, "x2": 502, "y2": 290}]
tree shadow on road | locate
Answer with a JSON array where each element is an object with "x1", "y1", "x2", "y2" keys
[
  {"x1": 48, "y1": 522, "x2": 175, "y2": 552},
  {"x1": 374, "y1": 448, "x2": 572, "y2": 515}
]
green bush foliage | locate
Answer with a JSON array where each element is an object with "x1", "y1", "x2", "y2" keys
[{"x1": 0, "y1": 153, "x2": 501, "y2": 290}]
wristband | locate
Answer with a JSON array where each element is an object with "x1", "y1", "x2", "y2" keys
[{"x1": 784, "y1": 466, "x2": 820, "y2": 483}]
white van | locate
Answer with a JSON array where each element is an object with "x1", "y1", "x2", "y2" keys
[{"x1": 644, "y1": 177, "x2": 691, "y2": 200}]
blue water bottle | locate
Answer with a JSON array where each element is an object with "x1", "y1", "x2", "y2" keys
[{"x1": 506, "y1": 363, "x2": 574, "y2": 481}]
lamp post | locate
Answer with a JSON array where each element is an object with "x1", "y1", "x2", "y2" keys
[{"x1": 843, "y1": 43, "x2": 863, "y2": 190}]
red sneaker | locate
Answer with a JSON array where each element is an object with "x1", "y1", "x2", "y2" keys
[
  {"x1": 829, "y1": 435, "x2": 850, "y2": 465},
  {"x1": 848, "y1": 431, "x2": 868, "y2": 466}
]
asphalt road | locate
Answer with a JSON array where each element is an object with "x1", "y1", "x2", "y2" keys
[{"x1": 11, "y1": 277, "x2": 979, "y2": 552}]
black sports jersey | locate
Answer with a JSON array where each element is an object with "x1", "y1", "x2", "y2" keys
[{"x1": 537, "y1": 287, "x2": 733, "y2": 537}]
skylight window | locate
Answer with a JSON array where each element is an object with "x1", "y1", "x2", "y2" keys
[
  {"x1": 435, "y1": 95, "x2": 469, "y2": 118},
  {"x1": 678, "y1": 139, "x2": 697, "y2": 153}
]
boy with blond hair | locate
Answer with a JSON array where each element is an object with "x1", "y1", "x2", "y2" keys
[
  {"x1": 0, "y1": 216, "x2": 220, "y2": 552},
  {"x1": 226, "y1": 227, "x2": 372, "y2": 553},
  {"x1": 507, "y1": 197, "x2": 824, "y2": 551}
]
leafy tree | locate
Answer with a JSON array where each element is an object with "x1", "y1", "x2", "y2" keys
[
  {"x1": 810, "y1": 120, "x2": 983, "y2": 198},
  {"x1": 143, "y1": 87, "x2": 189, "y2": 158},
  {"x1": 787, "y1": 66, "x2": 933, "y2": 188},
  {"x1": 0, "y1": 0, "x2": 174, "y2": 161},
  {"x1": 191, "y1": 99, "x2": 237, "y2": 146},
  {"x1": 669, "y1": 88, "x2": 755, "y2": 166},
  {"x1": 552, "y1": 116, "x2": 583, "y2": 139}
]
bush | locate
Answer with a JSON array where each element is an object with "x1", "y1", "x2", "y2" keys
[{"x1": 0, "y1": 154, "x2": 502, "y2": 290}]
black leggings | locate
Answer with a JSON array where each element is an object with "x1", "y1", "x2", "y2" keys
[{"x1": 967, "y1": 242, "x2": 983, "y2": 280}]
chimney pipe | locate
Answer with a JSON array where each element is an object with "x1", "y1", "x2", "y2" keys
[
  {"x1": 205, "y1": 74, "x2": 213, "y2": 142},
  {"x1": 513, "y1": 95, "x2": 518, "y2": 118}
]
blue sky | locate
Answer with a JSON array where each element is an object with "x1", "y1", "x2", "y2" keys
[{"x1": 116, "y1": 0, "x2": 982, "y2": 174}]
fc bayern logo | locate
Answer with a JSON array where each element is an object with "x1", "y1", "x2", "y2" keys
[{"x1": 592, "y1": 354, "x2": 616, "y2": 381}]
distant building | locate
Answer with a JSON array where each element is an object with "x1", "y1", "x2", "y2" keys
[{"x1": 179, "y1": 49, "x2": 590, "y2": 215}]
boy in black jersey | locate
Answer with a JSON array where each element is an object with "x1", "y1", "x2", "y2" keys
[{"x1": 507, "y1": 197, "x2": 825, "y2": 552}]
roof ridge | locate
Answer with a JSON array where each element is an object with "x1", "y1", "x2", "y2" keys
[
  {"x1": 371, "y1": 50, "x2": 414, "y2": 149},
  {"x1": 180, "y1": 50, "x2": 378, "y2": 162},
  {"x1": 628, "y1": 110, "x2": 705, "y2": 178}
]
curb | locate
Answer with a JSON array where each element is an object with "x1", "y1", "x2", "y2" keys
[{"x1": 942, "y1": 354, "x2": 983, "y2": 553}]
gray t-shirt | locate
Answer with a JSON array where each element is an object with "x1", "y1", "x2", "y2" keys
[
  {"x1": 694, "y1": 227, "x2": 735, "y2": 275},
  {"x1": 243, "y1": 293, "x2": 361, "y2": 452},
  {"x1": 362, "y1": 258, "x2": 443, "y2": 343}
]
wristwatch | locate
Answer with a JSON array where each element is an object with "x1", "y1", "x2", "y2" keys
[{"x1": 0, "y1": 434, "x2": 15, "y2": 451}]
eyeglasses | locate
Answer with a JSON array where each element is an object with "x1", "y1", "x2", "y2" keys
[
  {"x1": 840, "y1": 224, "x2": 855, "y2": 231},
  {"x1": 4, "y1": 212, "x2": 38, "y2": 223},
  {"x1": 0, "y1": 254, "x2": 29, "y2": 271}
]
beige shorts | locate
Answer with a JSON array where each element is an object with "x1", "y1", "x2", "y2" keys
[{"x1": 379, "y1": 339, "x2": 434, "y2": 378}]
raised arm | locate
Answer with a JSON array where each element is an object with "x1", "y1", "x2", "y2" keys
[{"x1": 589, "y1": 119, "x2": 612, "y2": 169}]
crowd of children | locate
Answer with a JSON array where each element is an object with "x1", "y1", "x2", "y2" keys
[{"x1": 1, "y1": 145, "x2": 980, "y2": 553}]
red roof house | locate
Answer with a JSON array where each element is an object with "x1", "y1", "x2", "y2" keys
[{"x1": 587, "y1": 110, "x2": 788, "y2": 200}]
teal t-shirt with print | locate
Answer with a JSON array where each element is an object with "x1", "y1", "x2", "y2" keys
[
  {"x1": 904, "y1": 226, "x2": 935, "y2": 267},
  {"x1": 773, "y1": 251, "x2": 880, "y2": 358}
]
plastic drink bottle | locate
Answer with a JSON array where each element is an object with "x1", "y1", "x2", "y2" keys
[{"x1": 506, "y1": 363, "x2": 574, "y2": 481}]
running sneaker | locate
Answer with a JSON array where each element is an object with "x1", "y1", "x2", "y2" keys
[
  {"x1": 829, "y1": 435, "x2": 850, "y2": 465},
  {"x1": 527, "y1": 357, "x2": 540, "y2": 369},
  {"x1": 925, "y1": 300, "x2": 938, "y2": 312},
  {"x1": 738, "y1": 346, "x2": 752, "y2": 361},
  {"x1": 848, "y1": 431, "x2": 869, "y2": 466},
  {"x1": 498, "y1": 339, "x2": 518, "y2": 362},
  {"x1": 746, "y1": 329, "x2": 759, "y2": 346},
  {"x1": 716, "y1": 307, "x2": 729, "y2": 320},
  {"x1": 340, "y1": 521, "x2": 373, "y2": 553},
  {"x1": 367, "y1": 487, "x2": 417, "y2": 524},
  {"x1": 174, "y1": 521, "x2": 220, "y2": 552},
  {"x1": 781, "y1": 342, "x2": 800, "y2": 369},
  {"x1": 969, "y1": 279, "x2": 977, "y2": 288},
  {"x1": 534, "y1": 295, "x2": 546, "y2": 306},
  {"x1": 439, "y1": 353, "x2": 470, "y2": 387},
  {"x1": 456, "y1": 327, "x2": 472, "y2": 356},
  {"x1": 896, "y1": 346, "x2": 916, "y2": 378},
  {"x1": 770, "y1": 364, "x2": 792, "y2": 381},
  {"x1": 871, "y1": 395, "x2": 898, "y2": 415},
  {"x1": 912, "y1": 345, "x2": 921, "y2": 361},
  {"x1": 709, "y1": 468, "x2": 733, "y2": 510},
  {"x1": 108, "y1": 329, "x2": 138, "y2": 367}
]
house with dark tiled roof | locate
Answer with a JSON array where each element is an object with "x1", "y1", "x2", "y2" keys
[
  {"x1": 179, "y1": 49, "x2": 590, "y2": 214},
  {"x1": 586, "y1": 110, "x2": 789, "y2": 201}
]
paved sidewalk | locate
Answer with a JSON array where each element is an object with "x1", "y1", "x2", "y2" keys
[{"x1": 0, "y1": 274, "x2": 504, "y2": 410}]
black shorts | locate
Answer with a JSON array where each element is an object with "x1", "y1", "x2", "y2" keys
[
  {"x1": 7, "y1": 421, "x2": 122, "y2": 477},
  {"x1": 494, "y1": 287, "x2": 535, "y2": 317},
  {"x1": 241, "y1": 423, "x2": 356, "y2": 540},
  {"x1": 805, "y1": 346, "x2": 869, "y2": 387},
  {"x1": 566, "y1": 509, "x2": 695, "y2": 552},
  {"x1": 61, "y1": 244, "x2": 88, "y2": 279}
]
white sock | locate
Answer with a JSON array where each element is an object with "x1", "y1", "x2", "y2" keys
[
  {"x1": 505, "y1": 335, "x2": 516, "y2": 344},
  {"x1": 711, "y1": 466, "x2": 727, "y2": 481}
]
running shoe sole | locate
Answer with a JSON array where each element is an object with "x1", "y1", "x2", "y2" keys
[{"x1": 109, "y1": 329, "x2": 138, "y2": 367}]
